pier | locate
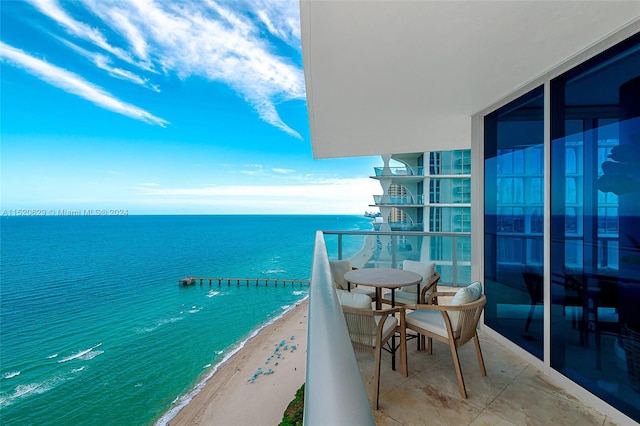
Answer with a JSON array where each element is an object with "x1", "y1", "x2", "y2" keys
[{"x1": 179, "y1": 277, "x2": 309, "y2": 287}]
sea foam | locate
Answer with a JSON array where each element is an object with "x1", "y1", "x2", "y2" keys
[{"x1": 58, "y1": 343, "x2": 103, "y2": 363}]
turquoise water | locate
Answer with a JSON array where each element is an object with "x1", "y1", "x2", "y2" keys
[{"x1": 0, "y1": 215, "x2": 371, "y2": 425}]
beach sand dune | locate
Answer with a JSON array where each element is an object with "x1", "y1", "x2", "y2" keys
[{"x1": 168, "y1": 299, "x2": 308, "y2": 426}]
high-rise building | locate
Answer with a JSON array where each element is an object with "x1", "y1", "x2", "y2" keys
[{"x1": 371, "y1": 150, "x2": 471, "y2": 284}]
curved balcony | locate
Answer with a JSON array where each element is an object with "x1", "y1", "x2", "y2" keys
[
  {"x1": 372, "y1": 194, "x2": 424, "y2": 205},
  {"x1": 373, "y1": 166, "x2": 424, "y2": 177},
  {"x1": 388, "y1": 222, "x2": 424, "y2": 231}
]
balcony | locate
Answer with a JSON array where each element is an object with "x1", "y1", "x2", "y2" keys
[
  {"x1": 304, "y1": 232, "x2": 621, "y2": 426},
  {"x1": 373, "y1": 166, "x2": 425, "y2": 177},
  {"x1": 388, "y1": 222, "x2": 423, "y2": 232},
  {"x1": 372, "y1": 194, "x2": 424, "y2": 206}
]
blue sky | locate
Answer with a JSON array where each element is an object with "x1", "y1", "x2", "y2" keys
[{"x1": 0, "y1": 0, "x2": 381, "y2": 215}]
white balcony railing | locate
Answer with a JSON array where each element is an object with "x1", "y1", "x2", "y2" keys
[{"x1": 304, "y1": 232, "x2": 375, "y2": 425}]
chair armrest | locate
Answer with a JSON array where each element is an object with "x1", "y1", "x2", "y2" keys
[
  {"x1": 426, "y1": 291, "x2": 457, "y2": 305},
  {"x1": 420, "y1": 272, "x2": 440, "y2": 303}
]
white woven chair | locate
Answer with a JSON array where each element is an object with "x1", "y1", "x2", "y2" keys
[
  {"x1": 330, "y1": 260, "x2": 377, "y2": 301},
  {"x1": 382, "y1": 260, "x2": 440, "y2": 306},
  {"x1": 399, "y1": 282, "x2": 486, "y2": 398},
  {"x1": 338, "y1": 290, "x2": 404, "y2": 409}
]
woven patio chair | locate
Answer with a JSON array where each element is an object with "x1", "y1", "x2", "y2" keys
[
  {"x1": 399, "y1": 282, "x2": 486, "y2": 398},
  {"x1": 338, "y1": 290, "x2": 405, "y2": 409}
]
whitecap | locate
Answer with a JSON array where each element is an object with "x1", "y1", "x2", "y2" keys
[
  {"x1": 46, "y1": 353, "x2": 59, "y2": 359},
  {"x1": 78, "y1": 350, "x2": 103, "y2": 361},
  {"x1": 292, "y1": 290, "x2": 308, "y2": 296},
  {"x1": 157, "y1": 317, "x2": 183, "y2": 326},
  {"x1": 280, "y1": 305, "x2": 291, "y2": 311},
  {"x1": 71, "y1": 366, "x2": 86, "y2": 373},
  {"x1": 203, "y1": 363, "x2": 211, "y2": 369},
  {"x1": 264, "y1": 269, "x2": 286, "y2": 274},
  {"x1": 2, "y1": 371, "x2": 20, "y2": 379},
  {"x1": 58, "y1": 343, "x2": 103, "y2": 363},
  {"x1": 206, "y1": 290, "x2": 220, "y2": 298},
  {"x1": 0, "y1": 380, "x2": 55, "y2": 408},
  {"x1": 135, "y1": 316, "x2": 184, "y2": 334}
]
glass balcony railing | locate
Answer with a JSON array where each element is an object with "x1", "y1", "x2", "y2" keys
[
  {"x1": 388, "y1": 222, "x2": 424, "y2": 231},
  {"x1": 373, "y1": 166, "x2": 424, "y2": 177},
  {"x1": 322, "y1": 229, "x2": 472, "y2": 287},
  {"x1": 372, "y1": 194, "x2": 424, "y2": 205}
]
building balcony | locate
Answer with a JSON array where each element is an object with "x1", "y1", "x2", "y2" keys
[
  {"x1": 372, "y1": 194, "x2": 424, "y2": 206},
  {"x1": 388, "y1": 222, "x2": 423, "y2": 232},
  {"x1": 306, "y1": 232, "x2": 618, "y2": 425},
  {"x1": 373, "y1": 166, "x2": 424, "y2": 177}
]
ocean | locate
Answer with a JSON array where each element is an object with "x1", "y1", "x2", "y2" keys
[{"x1": 0, "y1": 214, "x2": 371, "y2": 425}]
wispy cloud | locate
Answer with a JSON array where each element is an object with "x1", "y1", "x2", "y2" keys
[
  {"x1": 27, "y1": 0, "x2": 153, "y2": 71},
  {"x1": 127, "y1": 177, "x2": 379, "y2": 214},
  {"x1": 61, "y1": 39, "x2": 160, "y2": 92},
  {"x1": 272, "y1": 168, "x2": 295, "y2": 174},
  {"x1": 250, "y1": 0, "x2": 301, "y2": 48},
  {"x1": 24, "y1": 0, "x2": 306, "y2": 137},
  {"x1": 0, "y1": 41, "x2": 168, "y2": 126}
]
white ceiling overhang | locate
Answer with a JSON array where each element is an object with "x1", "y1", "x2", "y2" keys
[{"x1": 300, "y1": 1, "x2": 640, "y2": 159}]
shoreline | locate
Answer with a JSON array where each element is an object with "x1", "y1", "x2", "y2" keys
[{"x1": 158, "y1": 297, "x2": 309, "y2": 426}]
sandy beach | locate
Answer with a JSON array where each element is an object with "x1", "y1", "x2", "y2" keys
[{"x1": 166, "y1": 298, "x2": 308, "y2": 426}]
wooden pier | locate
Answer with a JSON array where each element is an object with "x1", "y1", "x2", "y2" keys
[{"x1": 179, "y1": 277, "x2": 309, "y2": 287}]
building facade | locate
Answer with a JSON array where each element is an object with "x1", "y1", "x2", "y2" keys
[{"x1": 371, "y1": 151, "x2": 472, "y2": 285}]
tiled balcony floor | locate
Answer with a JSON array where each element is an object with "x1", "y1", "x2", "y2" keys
[
  {"x1": 356, "y1": 333, "x2": 619, "y2": 426},
  {"x1": 353, "y1": 288, "x2": 620, "y2": 426}
]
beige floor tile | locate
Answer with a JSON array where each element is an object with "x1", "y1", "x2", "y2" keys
[
  {"x1": 468, "y1": 410, "x2": 519, "y2": 426},
  {"x1": 485, "y1": 380, "x2": 606, "y2": 426}
]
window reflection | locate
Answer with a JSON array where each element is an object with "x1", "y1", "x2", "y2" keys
[
  {"x1": 551, "y1": 34, "x2": 640, "y2": 421},
  {"x1": 484, "y1": 86, "x2": 545, "y2": 359}
]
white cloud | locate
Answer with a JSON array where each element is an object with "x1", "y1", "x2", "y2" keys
[
  {"x1": 0, "y1": 41, "x2": 168, "y2": 126},
  {"x1": 72, "y1": 0, "x2": 306, "y2": 137},
  {"x1": 127, "y1": 178, "x2": 380, "y2": 214},
  {"x1": 27, "y1": 0, "x2": 153, "y2": 71},
  {"x1": 250, "y1": 0, "x2": 301, "y2": 47},
  {"x1": 272, "y1": 168, "x2": 295, "y2": 174},
  {"x1": 60, "y1": 39, "x2": 160, "y2": 91}
]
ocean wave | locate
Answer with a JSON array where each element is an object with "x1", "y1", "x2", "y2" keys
[
  {"x1": 0, "y1": 378, "x2": 59, "y2": 408},
  {"x1": 2, "y1": 371, "x2": 21, "y2": 379},
  {"x1": 292, "y1": 290, "x2": 308, "y2": 296},
  {"x1": 78, "y1": 350, "x2": 103, "y2": 361},
  {"x1": 71, "y1": 366, "x2": 86, "y2": 373},
  {"x1": 263, "y1": 269, "x2": 286, "y2": 274},
  {"x1": 187, "y1": 307, "x2": 202, "y2": 314},
  {"x1": 136, "y1": 316, "x2": 184, "y2": 334},
  {"x1": 46, "y1": 353, "x2": 59, "y2": 359},
  {"x1": 58, "y1": 343, "x2": 103, "y2": 363},
  {"x1": 206, "y1": 290, "x2": 220, "y2": 298}
]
